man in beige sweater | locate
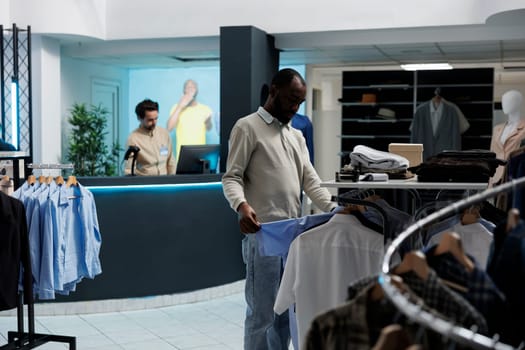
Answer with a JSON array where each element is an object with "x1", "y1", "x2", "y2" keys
[
  {"x1": 125, "y1": 99, "x2": 176, "y2": 176},
  {"x1": 222, "y1": 69, "x2": 335, "y2": 350}
]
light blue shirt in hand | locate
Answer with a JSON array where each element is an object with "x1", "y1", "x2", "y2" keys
[{"x1": 256, "y1": 208, "x2": 343, "y2": 261}]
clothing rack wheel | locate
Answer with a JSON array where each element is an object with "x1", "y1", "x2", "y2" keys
[{"x1": 379, "y1": 176, "x2": 525, "y2": 350}]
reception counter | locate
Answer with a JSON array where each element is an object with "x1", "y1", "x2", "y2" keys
[{"x1": 52, "y1": 174, "x2": 244, "y2": 302}]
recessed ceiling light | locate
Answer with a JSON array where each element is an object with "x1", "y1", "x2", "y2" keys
[{"x1": 400, "y1": 63, "x2": 453, "y2": 71}]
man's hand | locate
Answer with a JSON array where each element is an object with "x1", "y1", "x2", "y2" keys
[
  {"x1": 237, "y1": 202, "x2": 261, "y2": 234},
  {"x1": 180, "y1": 83, "x2": 197, "y2": 107},
  {"x1": 178, "y1": 92, "x2": 194, "y2": 108},
  {"x1": 167, "y1": 83, "x2": 197, "y2": 132}
]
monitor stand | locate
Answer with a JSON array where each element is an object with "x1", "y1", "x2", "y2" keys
[{"x1": 199, "y1": 159, "x2": 211, "y2": 174}]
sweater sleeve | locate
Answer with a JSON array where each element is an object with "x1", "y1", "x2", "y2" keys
[
  {"x1": 299, "y1": 135, "x2": 335, "y2": 212},
  {"x1": 222, "y1": 123, "x2": 251, "y2": 212}
]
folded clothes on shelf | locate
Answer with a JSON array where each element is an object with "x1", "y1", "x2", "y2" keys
[
  {"x1": 408, "y1": 150, "x2": 506, "y2": 182},
  {"x1": 350, "y1": 145, "x2": 409, "y2": 171}
]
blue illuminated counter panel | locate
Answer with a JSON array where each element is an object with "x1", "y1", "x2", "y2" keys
[{"x1": 52, "y1": 174, "x2": 244, "y2": 302}]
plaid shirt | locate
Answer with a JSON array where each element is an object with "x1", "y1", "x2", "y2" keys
[
  {"x1": 307, "y1": 279, "x2": 448, "y2": 350},
  {"x1": 425, "y1": 245, "x2": 506, "y2": 335},
  {"x1": 348, "y1": 272, "x2": 489, "y2": 333},
  {"x1": 399, "y1": 269, "x2": 488, "y2": 334}
]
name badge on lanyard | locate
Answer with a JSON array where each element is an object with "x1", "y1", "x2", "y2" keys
[{"x1": 160, "y1": 145, "x2": 169, "y2": 157}]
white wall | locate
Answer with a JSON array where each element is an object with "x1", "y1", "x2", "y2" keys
[
  {"x1": 32, "y1": 36, "x2": 62, "y2": 164},
  {"x1": 306, "y1": 67, "x2": 343, "y2": 183},
  {"x1": 4, "y1": 0, "x2": 525, "y2": 41},
  {"x1": 61, "y1": 57, "x2": 129, "y2": 161},
  {"x1": 494, "y1": 70, "x2": 525, "y2": 126},
  {"x1": 106, "y1": 0, "x2": 473, "y2": 39},
  {"x1": 0, "y1": 1, "x2": 9, "y2": 26},
  {"x1": 104, "y1": 0, "x2": 525, "y2": 40},
  {"x1": 9, "y1": 0, "x2": 106, "y2": 39}
]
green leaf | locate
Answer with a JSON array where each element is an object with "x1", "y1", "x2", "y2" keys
[{"x1": 66, "y1": 102, "x2": 123, "y2": 176}]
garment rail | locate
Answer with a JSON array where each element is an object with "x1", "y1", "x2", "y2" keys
[
  {"x1": 26, "y1": 163, "x2": 75, "y2": 180},
  {"x1": 26, "y1": 163, "x2": 74, "y2": 169},
  {"x1": 1, "y1": 181, "x2": 77, "y2": 349},
  {"x1": 379, "y1": 176, "x2": 525, "y2": 350}
]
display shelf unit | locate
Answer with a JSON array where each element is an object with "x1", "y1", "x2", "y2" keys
[
  {"x1": 340, "y1": 70, "x2": 415, "y2": 154},
  {"x1": 340, "y1": 68, "x2": 494, "y2": 163},
  {"x1": 0, "y1": 151, "x2": 30, "y2": 189}
]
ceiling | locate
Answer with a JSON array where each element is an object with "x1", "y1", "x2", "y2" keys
[
  {"x1": 59, "y1": 9, "x2": 525, "y2": 70},
  {"x1": 279, "y1": 39, "x2": 525, "y2": 67}
]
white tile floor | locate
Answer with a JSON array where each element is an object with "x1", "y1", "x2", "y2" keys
[{"x1": 0, "y1": 284, "x2": 248, "y2": 349}]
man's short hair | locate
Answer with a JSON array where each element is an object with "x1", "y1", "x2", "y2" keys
[
  {"x1": 135, "y1": 99, "x2": 159, "y2": 119},
  {"x1": 271, "y1": 68, "x2": 306, "y2": 88}
]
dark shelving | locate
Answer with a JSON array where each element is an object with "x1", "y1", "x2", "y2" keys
[{"x1": 340, "y1": 68, "x2": 494, "y2": 163}]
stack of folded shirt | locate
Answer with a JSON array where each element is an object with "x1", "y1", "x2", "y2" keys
[{"x1": 350, "y1": 145, "x2": 410, "y2": 178}]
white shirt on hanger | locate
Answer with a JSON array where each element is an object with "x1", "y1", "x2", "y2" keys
[
  {"x1": 427, "y1": 222, "x2": 493, "y2": 268},
  {"x1": 274, "y1": 213, "x2": 384, "y2": 349}
]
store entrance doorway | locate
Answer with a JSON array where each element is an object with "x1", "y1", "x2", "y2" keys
[{"x1": 91, "y1": 79, "x2": 120, "y2": 155}]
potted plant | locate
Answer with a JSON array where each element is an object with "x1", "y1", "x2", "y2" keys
[{"x1": 66, "y1": 103, "x2": 121, "y2": 176}]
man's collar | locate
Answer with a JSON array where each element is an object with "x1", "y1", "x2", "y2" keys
[
  {"x1": 138, "y1": 126, "x2": 155, "y2": 136},
  {"x1": 257, "y1": 106, "x2": 274, "y2": 124},
  {"x1": 257, "y1": 106, "x2": 290, "y2": 128}
]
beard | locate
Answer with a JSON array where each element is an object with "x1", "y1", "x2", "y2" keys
[
  {"x1": 275, "y1": 114, "x2": 292, "y2": 125},
  {"x1": 273, "y1": 95, "x2": 294, "y2": 124}
]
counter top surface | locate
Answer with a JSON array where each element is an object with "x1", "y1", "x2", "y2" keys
[{"x1": 78, "y1": 173, "x2": 223, "y2": 186}]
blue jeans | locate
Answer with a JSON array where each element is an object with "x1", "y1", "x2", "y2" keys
[{"x1": 242, "y1": 235, "x2": 290, "y2": 350}]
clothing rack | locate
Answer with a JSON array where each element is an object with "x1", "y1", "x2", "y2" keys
[
  {"x1": 26, "y1": 163, "x2": 75, "y2": 181},
  {"x1": 26, "y1": 163, "x2": 74, "y2": 170},
  {"x1": 380, "y1": 176, "x2": 525, "y2": 350},
  {"x1": 1, "y1": 187, "x2": 77, "y2": 349}
]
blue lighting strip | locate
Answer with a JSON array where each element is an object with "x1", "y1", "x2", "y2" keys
[
  {"x1": 11, "y1": 80, "x2": 19, "y2": 148},
  {"x1": 86, "y1": 181, "x2": 222, "y2": 193}
]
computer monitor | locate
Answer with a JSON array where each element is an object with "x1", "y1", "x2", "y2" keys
[{"x1": 176, "y1": 144, "x2": 220, "y2": 174}]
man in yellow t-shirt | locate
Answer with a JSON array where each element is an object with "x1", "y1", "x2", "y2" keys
[{"x1": 166, "y1": 80, "x2": 213, "y2": 161}]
